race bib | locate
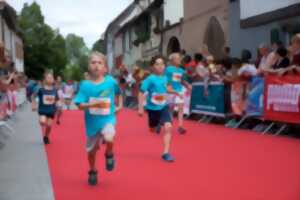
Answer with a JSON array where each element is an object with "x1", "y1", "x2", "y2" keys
[
  {"x1": 151, "y1": 93, "x2": 167, "y2": 106},
  {"x1": 89, "y1": 97, "x2": 111, "y2": 115},
  {"x1": 172, "y1": 73, "x2": 182, "y2": 82},
  {"x1": 43, "y1": 95, "x2": 55, "y2": 105}
]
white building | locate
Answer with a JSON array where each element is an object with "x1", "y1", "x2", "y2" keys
[{"x1": 0, "y1": 1, "x2": 24, "y2": 72}]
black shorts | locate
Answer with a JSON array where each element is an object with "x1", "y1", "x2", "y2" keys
[
  {"x1": 146, "y1": 106, "x2": 172, "y2": 128},
  {"x1": 38, "y1": 112, "x2": 56, "y2": 119}
]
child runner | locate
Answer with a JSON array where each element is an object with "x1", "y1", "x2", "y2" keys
[
  {"x1": 63, "y1": 80, "x2": 74, "y2": 110},
  {"x1": 165, "y1": 53, "x2": 192, "y2": 134},
  {"x1": 32, "y1": 72, "x2": 58, "y2": 144},
  {"x1": 55, "y1": 76, "x2": 64, "y2": 125},
  {"x1": 138, "y1": 55, "x2": 175, "y2": 162},
  {"x1": 74, "y1": 52, "x2": 123, "y2": 186}
]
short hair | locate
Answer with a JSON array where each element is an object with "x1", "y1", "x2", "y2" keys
[
  {"x1": 276, "y1": 47, "x2": 288, "y2": 57},
  {"x1": 88, "y1": 51, "x2": 107, "y2": 65},
  {"x1": 194, "y1": 53, "x2": 203, "y2": 62},
  {"x1": 182, "y1": 55, "x2": 192, "y2": 64},
  {"x1": 150, "y1": 55, "x2": 165, "y2": 66},
  {"x1": 169, "y1": 52, "x2": 181, "y2": 62},
  {"x1": 241, "y1": 49, "x2": 252, "y2": 63}
]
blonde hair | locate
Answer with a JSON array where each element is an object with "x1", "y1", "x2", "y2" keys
[
  {"x1": 88, "y1": 51, "x2": 107, "y2": 65},
  {"x1": 291, "y1": 33, "x2": 300, "y2": 44},
  {"x1": 168, "y1": 52, "x2": 181, "y2": 62}
]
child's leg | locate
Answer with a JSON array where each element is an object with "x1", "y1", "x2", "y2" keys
[
  {"x1": 39, "y1": 116, "x2": 47, "y2": 133},
  {"x1": 147, "y1": 110, "x2": 160, "y2": 133},
  {"x1": 88, "y1": 144, "x2": 99, "y2": 171},
  {"x1": 45, "y1": 118, "x2": 53, "y2": 138},
  {"x1": 163, "y1": 122, "x2": 172, "y2": 154},
  {"x1": 86, "y1": 135, "x2": 101, "y2": 186},
  {"x1": 175, "y1": 94, "x2": 186, "y2": 134},
  {"x1": 177, "y1": 103, "x2": 184, "y2": 128},
  {"x1": 56, "y1": 109, "x2": 62, "y2": 124},
  {"x1": 87, "y1": 135, "x2": 101, "y2": 171},
  {"x1": 102, "y1": 124, "x2": 116, "y2": 171},
  {"x1": 160, "y1": 106, "x2": 175, "y2": 162}
]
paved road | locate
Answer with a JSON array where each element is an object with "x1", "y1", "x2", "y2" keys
[{"x1": 0, "y1": 103, "x2": 55, "y2": 200}]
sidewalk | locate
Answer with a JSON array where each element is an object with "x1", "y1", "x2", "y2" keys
[{"x1": 0, "y1": 103, "x2": 55, "y2": 200}]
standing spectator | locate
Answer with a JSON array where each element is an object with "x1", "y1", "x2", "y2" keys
[
  {"x1": 238, "y1": 50, "x2": 257, "y2": 79},
  {"x1": 182, "y1": 55, "x2": 196, "y2": 84},
  {"x1": 272, "y1": 47, "x2": 290, "y2": 70}
]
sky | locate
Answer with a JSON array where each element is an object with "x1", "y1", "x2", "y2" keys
[{"x1": 8, "y1": 0, "x2": 133, "y2": 48}]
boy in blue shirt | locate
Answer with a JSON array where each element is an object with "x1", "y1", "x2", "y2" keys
[
  {"x1": 74, "y1": 52, "x2": 123, "y2": 186},
  {"x1": 32, "y1": 72, "x2": 59, "y2": 145},
  {"x1": 138, "y1": 55, "x2": 176, "y2": 162},
  {"x1": 165, "y1": 53, "x2": 192, "y2": 134}
]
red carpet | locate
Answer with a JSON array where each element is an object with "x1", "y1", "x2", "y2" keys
[{"x1": 46, "y1": 109, "x2": 300, "y2": 200}]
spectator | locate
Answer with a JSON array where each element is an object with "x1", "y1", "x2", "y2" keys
[
  {"x1": 182, "y1": 55, "x2": 196, "y2": 83},
  {"x1": 272, "y1": 47, "x2": 290, "y2": 70},
  {"x1": 290, "y1": 33, "x2": 300, "y2": 72},
  {"x1": 238, "y1": 50, "x2": 257, "y2": 79},
  {"x1": 195, "y1": 53, "x2": 209, "y2": 81}
]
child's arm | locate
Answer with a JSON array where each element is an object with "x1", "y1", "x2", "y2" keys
[
  {"x1": 167, "y1": 85, "x2": 184, "y2": 99},
  {"x1": 138, "y1": 92, "x2": 145, "y2": 116},
  {"x1": 115, "y1": 94, "x2": 123, "y2": 113},
  {"x1": 31, "y1": 92, "x2": 38, "y2": 111}
]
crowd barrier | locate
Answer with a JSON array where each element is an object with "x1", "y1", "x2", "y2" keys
[{"x1": 190, "y1": 74, "x2": 300, "y2": 134}]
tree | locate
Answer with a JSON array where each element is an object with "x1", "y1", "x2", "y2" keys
[
  {"x1": 92, "y1": 39, "x2": 105, "y2": 53},
  {"x1": 18, "y1": 2, "x2": 68, "y2": 79}
]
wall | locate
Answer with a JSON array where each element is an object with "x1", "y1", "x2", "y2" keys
[
  {"x1": 182, "y1": 0, "x2": 228, "y2": 57},
  {"x1": 164, "y1": 0, "x2": 184, "y2": 25},
  {"x1": 229, "y1": 0, "x2": 300, "y2": 59},
  {"x1": 240, "y1": 0, "x2": 300, "y2": 20}
]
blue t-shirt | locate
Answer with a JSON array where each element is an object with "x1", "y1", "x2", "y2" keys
[
  {"x1": 37, "y1": 87, "x2": 58, "y2": 114},
  {"x1": 74, "y1": 75, "x2": 121, "y2": 137},
  {"x1": 140, "y1": 74, "x2": 168, "y2": 111},
  {"x1": 165, "y1": 65, "x2": 185, "y2": 93}
]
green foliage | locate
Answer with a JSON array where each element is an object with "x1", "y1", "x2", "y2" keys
[
  {"x1": 92, "y1": 39, "x2": 105, "y2": 53},
  {"x1": 63, "y1": 64, "x2": 83, "y2": 81},
  {"x1": 18, "y1": 2, "x2": 68, "y2": 79}
]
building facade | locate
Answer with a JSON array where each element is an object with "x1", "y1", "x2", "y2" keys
[
  {"x1": 229, "y1": 0, "x2": 300, "y2": 59},
  {"x1": 0, "y1": 1, "x2": 24, "y2": 72}
]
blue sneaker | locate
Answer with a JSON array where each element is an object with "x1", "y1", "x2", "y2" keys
[
  {"x1": 105, "y1": 154, "x2": 115, "y2": 171},
  {"x1": 161, "y1": 153, "x2": 175, "y2": 162}
]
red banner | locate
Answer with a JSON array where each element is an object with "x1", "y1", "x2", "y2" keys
[{"x1": 264, "y1": 74, "x2": 300, "y2": 124}]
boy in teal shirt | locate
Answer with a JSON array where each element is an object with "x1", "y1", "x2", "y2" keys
[
  {"x1": 165, "y1": 53, "x2": 192, "y2": 134},
  {"x1": 74, "y1": 52, "x2": 123, "y2": 186},
  {"x1": 139, "y1": 55, "x2": 176, "y2": 162}
]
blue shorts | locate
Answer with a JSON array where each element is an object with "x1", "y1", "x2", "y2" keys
[{"x1": 146, "y1": 106, "x2": 172, "y2": 128}]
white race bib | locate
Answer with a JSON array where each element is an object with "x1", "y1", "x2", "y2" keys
[
  {"x1": 89, "y1": 97, "x2": 111, "y2": 115},
  {"x1": 43, "y1": 95, "x2": 55, "y2": 105},
  {"x1": 151, "y1": 93, "x2": 167, "y2": 106},
  {"x1": 172, "y1": 72, "x2": 182, "y2": 82}
]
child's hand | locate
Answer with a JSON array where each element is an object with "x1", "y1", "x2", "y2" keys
[
  {"x1": 115, "y1": 106, "x2": 122, "y2": 114},
  {"x1": 138, "y1": 108, "x2": 144, "y2": 117},
  {"x1": 32, "y1": 104, "x2": 37, "y2": 111}
]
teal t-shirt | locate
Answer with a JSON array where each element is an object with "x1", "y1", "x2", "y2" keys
[
  {"x1": 140, "y1": 74, "x2": 168, "y2": 111},
  {"x1": 165, "y1": 65, "x2": 185, "y2": 93},
  {"x1": 74, "y1": 75, "x2": 121, "y2": 137}
]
